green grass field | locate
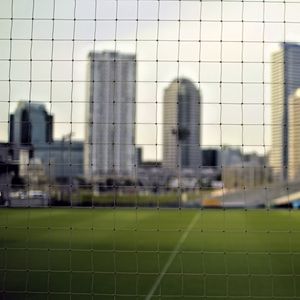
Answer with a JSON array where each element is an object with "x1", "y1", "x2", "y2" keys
[{"x1": 1, "y1": 208, "x2": 300, "y2": 299}]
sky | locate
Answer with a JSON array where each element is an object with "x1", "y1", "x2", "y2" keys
[{"x1": 1, "y1": 0, "x2": 300, "y2": 160}]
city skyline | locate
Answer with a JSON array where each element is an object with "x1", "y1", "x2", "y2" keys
[
  {"x1": 1, "y1": 2, "x2": 300, "y2": 298},
  {"x1": 3, "y1": 0, "x2": 299, "y2": 160}
]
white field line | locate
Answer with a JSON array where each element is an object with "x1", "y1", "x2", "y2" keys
[{"x1": 144, "y1": 212, "x2": 200, "y2": 300}]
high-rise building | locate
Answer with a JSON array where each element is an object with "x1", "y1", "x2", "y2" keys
[
  {"x1": 85, "y1": 51, "x2": 136, "y2": 179},
  {"x1": 10, "y1": 101, "x2": 83, "y2": 182},
  {"x1": 9, "y1": 101, "x2": 53, "y2": 158},
  {"x1": 270, "y1": 43, "x2": 300, "y2": 181},
  {"x1": 163, "y1": 78, "x2": 201, "y2": 172},
  {"x1": 288, "y1": 88, "x2": 300, "y2": 181}
]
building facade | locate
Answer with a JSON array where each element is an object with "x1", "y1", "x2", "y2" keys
[
  {"x1": 10, "y1": 101, "x2": 53, "y2": 150},
  {"x1": 162, "y1": 78, "x2": 201, "y2": 172},
  {"x1": 85, "y1": 51, "x2": 136, "y2": 179},
  {"x1": 202, "y1": 149, "x2": 220, "y2": 167},
  {"x1": 34, "y1": 140, "x2": 84, "y2": 182},
  {"x1": 0, "y1": 143, "x2": 18, "y2": 202},
  {"x1": 270, "y1": 43, "x2": 300, "y2": 181},
  {"x1": 222, "y1": 164, "x2": 272, "y2": 189},
  {"x1": 288, "y1": 89, "x2": 300, "y2": 181},
  {"x1": 10, "y1": 101, "x2": 83, "y2": 182},
  {"x1": 221, "y1": 146, "x2": 243, "y2": 166}
]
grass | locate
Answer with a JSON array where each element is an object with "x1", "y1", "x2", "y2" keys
[{"x1": 1, "y1": 208, "x2": 300, "y2": 299}]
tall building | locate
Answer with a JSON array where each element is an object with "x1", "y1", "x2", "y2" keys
[
  {"x1": 85, "y1": 51, "x2": 136, "y2": 179},
  {"x1": 288, "y1": 89, "x2": 300, "y2": 181},
  {"x1": 9, "y1": 101, "x2": 53, "y2": 158},
  {"x1": 10, "y1": 101, "x2": 83, "y2": 182},
  {"x1": 163, "y1": 78, "x2": 201, "y2": 172},
  {"x1": 10, "y1": 101, "x2": 53, "y2": 147},
  {"x1": 270, "y1": 43, "x2": 300, "y2": 181}
]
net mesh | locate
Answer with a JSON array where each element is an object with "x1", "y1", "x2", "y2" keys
[{"x1": 0, "y1": 0, "x2": 300, "y2": 299}]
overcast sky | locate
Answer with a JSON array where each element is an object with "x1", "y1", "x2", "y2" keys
[{"x1": 1, "y1": 0, "x2": 300, "y2": 160}]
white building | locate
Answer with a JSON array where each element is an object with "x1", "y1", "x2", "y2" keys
[
  {"x1": 84, "y1": 51, "x2": 136, "y2": 180},
  {"x1": 163, "y1": 78, "x2": 201, "y2": 173},
  {"x1": 270, "y1": 43, "x2": 300, "y2": 181},
  {"x1": 288, "y1": 88, "x2": 300, "y2": 181}
]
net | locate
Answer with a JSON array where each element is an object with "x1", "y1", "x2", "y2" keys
[{"x1": 0, "y1": 0, "x2": 299, "y2": 299}]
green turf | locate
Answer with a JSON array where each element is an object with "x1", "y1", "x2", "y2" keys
[{"x1": 1, "y1": 208, "x2": 300, "y2": 299}]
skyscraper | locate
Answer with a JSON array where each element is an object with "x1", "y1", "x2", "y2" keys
[
  {"x1": 10, "y1": 101, "x2": 53, "y2": 149},
  {"x1": 163, "y1": 78, "x2": 201, "y2": 172},
  {"x1": 84, "y1": 51, "x2": 136, "y2": 179},
  {"x1": 10, "y1": 101, "x2": 83, "y2": 182},
  {"x1": 270, "y1": 43, "x2": 300, "y2": 181},
  {"x1": 288, "y1": 89, "x2": 300, "y2": 181}
]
